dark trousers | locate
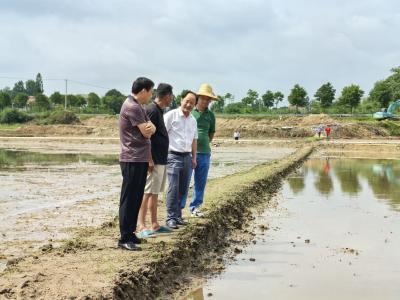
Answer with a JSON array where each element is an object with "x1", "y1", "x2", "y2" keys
[
  {"x1": 119, "y1": 162, "x2": 148, "y2": 242},
  {"x1": 166, "y1": 153, "x2": 192, "y2": 222}
]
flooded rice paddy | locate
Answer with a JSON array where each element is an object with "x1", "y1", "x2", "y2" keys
[
  {"x1": 183, "y1": 158, "x2": 400, "y2": 300},
  {"x1": 0, "y1": 146, "x2": 294, "y2": 271}
]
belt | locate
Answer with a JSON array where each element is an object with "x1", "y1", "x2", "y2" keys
[{"x1": 168, "y1": 151, "x2": 191, "y2": 156}]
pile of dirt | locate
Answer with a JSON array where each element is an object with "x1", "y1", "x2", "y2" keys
[
  {"x1": 298, "y1": 114, "x2": 336, "y2": 126},
  {"x1": 11, "y1": 125, "x2": 95, "y2": 136},
  {"x1": 332, "y1": 123, "x2": 388, "y2": 139}
]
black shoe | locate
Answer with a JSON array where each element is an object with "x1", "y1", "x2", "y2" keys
[
  {"x1": 166, "y1": 219, "x2": 178, "y2": 229},
  {"x1": 131, "y1": 235, "x2": 142, "y2": 244},
  {"x1": 176, "y1": 217, "x2": 189, "y2": 225},
  {"x1": 118, "y1": 241, "x2": 141, "y2": 251}
]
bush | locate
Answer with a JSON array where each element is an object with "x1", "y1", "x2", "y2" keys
[
  {"x1": 47, "y1": 110, "x2": 80, "y2": 124},
  {"x1": 0, "y1": 108, "x2": 32, "y2": 124}
]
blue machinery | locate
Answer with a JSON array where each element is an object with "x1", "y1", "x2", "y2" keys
[{"x1": 373, "y1": 99, "x2": 400, "y2": 120}]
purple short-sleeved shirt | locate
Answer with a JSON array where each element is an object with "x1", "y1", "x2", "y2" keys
[{"x1": 119, "y1": 95, "x2": 150, "y2": 162}]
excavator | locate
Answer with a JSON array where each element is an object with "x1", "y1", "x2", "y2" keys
[{"x1": 373, "y1": 99, "x2": 400, "y2": 120}]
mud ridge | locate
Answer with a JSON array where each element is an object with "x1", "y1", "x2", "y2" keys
[{"x1": 112, "y1": 146, "x2": 313, "y2": 300}]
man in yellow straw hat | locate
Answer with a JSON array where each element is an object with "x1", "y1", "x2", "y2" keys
[{"x1": 184, "y1": 83, "x2": 218, "y2": 217}]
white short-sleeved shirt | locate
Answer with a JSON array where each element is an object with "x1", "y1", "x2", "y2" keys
[{"x1": 164, "y1": 108, "x2": 198, "y2": 153}]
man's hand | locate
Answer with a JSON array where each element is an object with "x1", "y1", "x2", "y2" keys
[
  {"x1": 138, "y1": 121, "x2": 156, "y2": 139},
  {"x1": 148, "y1": 159, "x2": 154, "y2": 173},
  {"x1": 146, "y1": 121, "x2": 156, "y2": 135},
  {"x1": 192, "y1": 158, "x2": 197, "y2": 169}
]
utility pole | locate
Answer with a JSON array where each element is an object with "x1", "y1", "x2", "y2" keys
[{"x1": 64, "y1": 79, "x2": 68, "y2": 109}]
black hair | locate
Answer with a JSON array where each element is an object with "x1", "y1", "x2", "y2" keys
[
  {"x1": 181, "y1": 89, "x2": 197, "y2": 99},
  {"x1": 131, "y1": 77, "x2": 155, "y2": 94},
  {"x1": 156, "y1": 83, "x2": 173, "y2": 99}
]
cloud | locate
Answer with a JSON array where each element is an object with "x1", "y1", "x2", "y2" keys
[{"x1": 0, "y1": 0, "x2": 399, "y2": 101}]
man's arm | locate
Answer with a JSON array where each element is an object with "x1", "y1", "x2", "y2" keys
[
  {"x1": 137, "y1": 121, "x2": 155, "y2": 139},
  {"x1": 191, "y1": 139, "x2": 197, "y2": 169},
  {"x1": 209, "y1": 113, "x2": 216, "y2": 142},
  {"x1": 208, "y1": 133, "x2": 214, "y2": 142}
]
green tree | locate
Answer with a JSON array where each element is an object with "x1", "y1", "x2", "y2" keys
[
  {"x1": 338, "y1": 84, "x2": 364, "y2": 113},
  {"x1": 241, "y1": 89, "x2": 259, "y2": 107},
  {"x1": 12, "y1": 81, "x2": 25, "y2": 97},
  {"x1": 0, "y1": 91, "x2": 12, "y2": 110},
  {"x1": 211, "y1": 95, "x2": 225, "y2": 113},
  {"x1": 273, "y1": 91, "x2": 284, "y2": 109},
  {"x1": 13, "y1": 93, "x2": 29, "y2": 108},
  {"x1": 288, "y1": 84, "x2": 308, "y2": 111},
  {"x1": 34, "y1": 94, "x2": 50, "y2": 111},
  {"x1": 105, "y1": 89, "x2": 123, "y2": 98},
  {"x1": 369, "y1": 80, "x2": 392, "y2": 108},
  {"x1": 261, "y1": 90, "x2": 274, "y2": 108},
  {"x1": 102, "y1": 95, "x2": 125, "y2": 114},
  {"x1": 50, "y1": 92, "x2": 64, "y2": 105},
  {"x1": 211, "y1": 93, "x2": 234, "y2": 113},
  {"x1": 314, "y1": 82, "x2": 335, "y2": 109},
  {"x1": 87, "y1": 92, "x2": 101, "y2": 108},
  {"x1": 35, "y1": 73, "x2": 44, "y2": 94},
  {"x1": 386, "y1": 67, "x2": 400, "y2": 99},
  {"x1": 224, "y1": 102, "x2": 247, "y2": 114},
  {"x1": 25, "y1": 80, "x2": 37, "y2": 96},
  {"x1": 67, "y1": 95, "x2": 86, "y2": 107}
]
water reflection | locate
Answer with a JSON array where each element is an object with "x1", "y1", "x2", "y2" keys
[
  {"x1": 0, "y1": 148, "x2": 117, "y2": 169},
  {"x1": 287, "y1": 158, "x2": 400, "y2": 209}
]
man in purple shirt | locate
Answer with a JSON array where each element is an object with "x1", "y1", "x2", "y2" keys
[{"x1": 118, "y1": 77, "x2": 155, "y2": 251}]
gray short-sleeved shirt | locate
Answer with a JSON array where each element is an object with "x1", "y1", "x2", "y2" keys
[{"x1": 119, "y1": 95, "x2": 150, "y2": 162}]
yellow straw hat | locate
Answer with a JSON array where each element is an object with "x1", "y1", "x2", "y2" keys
[{"x1": 197, "y1": 83, "x2": 218, "y2": 100}]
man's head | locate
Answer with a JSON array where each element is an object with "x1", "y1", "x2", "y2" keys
[
  {"x1": 180, "y1": 90, "x2": 197, "y2": 116},
  {"x1": 196, "y1": 83, "x2": 217, "y2": 111},
  {"x1": 131, "y1": 77, "x2": 154, "y2": 104},
  {"x1": 155, "y1": 83, "x2": 174, "y2": 108}
]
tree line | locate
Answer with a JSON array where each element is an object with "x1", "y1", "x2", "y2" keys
[
  {"x1": 0, "y1": 73, "x2": 126, "y2": 114},
  {"x1": 210, "y1": 66, "x2": 400, "y2": 114},
  {"x1": 1, "y1": 67, "x2": 399, "y2": 115}
]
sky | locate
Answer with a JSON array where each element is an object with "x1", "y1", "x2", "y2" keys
[{"x1": 0, "y1": 0, "x2": 399, "y2": 104}]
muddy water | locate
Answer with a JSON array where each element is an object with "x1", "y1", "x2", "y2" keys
[
  {"x1": 0, "y1": 146, "x2": 294, "y2": 271},
  {"x1": 183, "y1": 158, "x2": 400, "y2": 300}
]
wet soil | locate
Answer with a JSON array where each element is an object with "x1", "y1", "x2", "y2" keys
[{"x1": 0, "y1": 141, "x2": 310, "y2": 299}]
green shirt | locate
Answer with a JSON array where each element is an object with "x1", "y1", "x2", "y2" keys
[{"x1": 191, "y1": 108, "x2": 216, "y2": 154}]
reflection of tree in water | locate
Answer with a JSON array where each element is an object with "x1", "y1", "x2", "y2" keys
[
  {"x1": 0, "y1": 149, "x2": 117, "y2": 169},
  {"x1": 314, "y1": 170, "x2": 334, "y2": 196},
  {"x1": 333, "y1": 160, "x2": 362, "y2": 196},
  {"x1": 298, "y1": 158, "x2": 400, "y2": 209},
  {"x1": 360, "y1": 161, "x2": 400, "y2": 209},
  {"x1": 287, "y1": 170, "x2": 306, "y2": 195}
]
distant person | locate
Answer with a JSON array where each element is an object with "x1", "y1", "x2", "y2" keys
[
  {"x1": 118, "y1": 77, "x2": 155, "y2": 251},
  {"x1": 186, "y1": 83, "x2": 218, "y2": 218},
  {"x1": 316, "y1": 126, "x2": 323, "y2": 138},
  {"x1": 137, "y1": 83, "x2": 174, "y2": 238},
  {"x1": 325, "y1": 125, "x2": 331, "y2": 140},
  {"x1": 234, "y1": 129, "x2": 240, "y2": 140},
  {"x1": 164, "y1": 91, "x2": 198, "y2": 229}
]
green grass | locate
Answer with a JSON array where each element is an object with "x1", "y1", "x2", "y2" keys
[{"x1": 0, "y1": 124, "x2": 22, "y2": 130}]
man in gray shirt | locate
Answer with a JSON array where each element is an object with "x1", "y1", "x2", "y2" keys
[{"x1": 118, "y1": 77, "x2": 155, "y2": 251}]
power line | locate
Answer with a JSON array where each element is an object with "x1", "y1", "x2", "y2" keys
[{"x1": 0, "y1": 76, "x2": 111, "y2": 90}]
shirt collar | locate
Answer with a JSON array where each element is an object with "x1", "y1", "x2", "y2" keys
[{"x1": 178, "y1": 108, "x2": 185, "y2": 117}]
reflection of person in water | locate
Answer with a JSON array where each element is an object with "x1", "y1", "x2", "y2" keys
[{"x1": 323, "y1": 158, "x2": 330, "y2": 174}]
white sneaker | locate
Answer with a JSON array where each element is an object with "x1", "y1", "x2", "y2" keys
[{"x1": 191, "y1": 208, "x2": 204, "y2": 218}]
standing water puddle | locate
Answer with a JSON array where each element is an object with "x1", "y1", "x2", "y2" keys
[{"x1": 183, "y1": 158, "x2": 400, "y2": 300}]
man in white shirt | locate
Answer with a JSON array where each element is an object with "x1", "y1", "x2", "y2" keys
[{"x1": 164, "y1": 91, "x2": 198, "y2": 229}]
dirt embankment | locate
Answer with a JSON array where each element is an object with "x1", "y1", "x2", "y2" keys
[
  {"x1": 0, "y1": 146, "x2": 313, "y2": 299},
  {"x1": 0, "y1": 114, "x2": 395, "y2": 139}
]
